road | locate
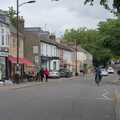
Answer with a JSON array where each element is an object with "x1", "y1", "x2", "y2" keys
[{"x1": 0, "y1": 74, "x2": 117, "y2": 120}]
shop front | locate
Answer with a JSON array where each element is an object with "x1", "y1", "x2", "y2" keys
[
  {"x1": 0, "y1": 50, "x2": 9, "y2": 80},
  {"x1": 41, "y1": 56, "x2": 60, "y2": 71},
  {"x1": 41, "y1": 56, "x2": 50, "y2": 70},
  {"x1": 8, "y1": 56, "x2": 33, "y2": 81}
]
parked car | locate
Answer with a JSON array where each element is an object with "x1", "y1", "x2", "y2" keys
[
  {"x1": 107, "y1": 67, "x2": 114, "y2": 74},
  {"x1": 100, "y1": 69, "x2": 108, "y2": 76},
  {"x1": 59, "y1": 69, "x2": 73, "y2": 78},
  {"x1": 0, "y1": 80, "x2": 4, "y2": 86},
  {"x1": 49, "y1": 70, "x2": 60, "y2": 78}
]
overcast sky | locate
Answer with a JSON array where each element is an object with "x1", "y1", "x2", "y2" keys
[{"x1": 0, "y1": 0, "x2": 114, "y2": 36}]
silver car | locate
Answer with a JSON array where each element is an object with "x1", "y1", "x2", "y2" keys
[{"x1": 49, "y1": 70, "x2": 60, "y2": 78}]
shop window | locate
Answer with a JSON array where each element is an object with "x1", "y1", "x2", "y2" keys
[{"x1": 0, "y1": 57, "x2": 6, "y2": 80}]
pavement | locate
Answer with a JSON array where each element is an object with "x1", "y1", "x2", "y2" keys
[
  {"x1": 0, "y1": 73, "x2": 94, "y2": 90},
  {"x1": 0, "y1": 73, "x2": 117, "y2": 120},
  {"x1": 109, "y1": 79, "x2": 120, "y2": 120},
  {"x1": 0, "y1": 76, "x2": 82, "y2": 90},
  {"x1": 108, "y1": 71, "x2": 120, "y2": 120}
]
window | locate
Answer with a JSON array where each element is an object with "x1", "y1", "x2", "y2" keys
[
  {"x1": 33, "y1": 46, "x2": 39, "y2": 54},
  {"x1": 13, "y1": 38, "x2": 16, "y2": 47},
  {"x1": 54, "y1": 47, "x2": 56, "y2": 56},
  {"x1": 6, "y1": 33, "x2": 8, "y2": 45},
  {"x1": 41, "y1": 43, "x2": 43, "y2": 55},
  {"x1": 51, "y1": 45, "x2": 52, "y2": 56},
  {"x1": 1, "y1": 29, "x2": 4, "y2": 45},
  {"x1": 34, "y1": 56, "x2": 39, "y2": 63},
  {"x1": 43, "y1": 43, "x2": 46, "y2": 56},
  {"x1": 46, "y1": 44, "x2": 48, "y2": 56},
  {"x1": 8, "y1": 34, "x2": 10, "y2": 46},
  {"x1": 6, "y1": 33, "x2": 9, "y2": 46},
  {"x1": 53, "y1": 61, "x2": 56, "y2": 70}
]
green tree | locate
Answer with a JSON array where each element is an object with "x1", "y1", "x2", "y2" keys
[
  {"x1": 98, "y1": 17, "x2": 120, "y2": 55},
  {"x1": 7, "y1": 6, "x2": 17, "y2": 27},
  {"x1": 63, "y1": 28, "x2": 112, "y2": 66},
  {"x1": 84, "y1": 0, "x2": 120, "y2": 14}
]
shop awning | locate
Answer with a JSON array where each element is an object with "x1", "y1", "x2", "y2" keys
[
  {"x1": 8, "y1": 56, "x2": 33, "y2": 65},
  {"x1": 20, "y1": 58, "x2": 33, "y2": 65}
]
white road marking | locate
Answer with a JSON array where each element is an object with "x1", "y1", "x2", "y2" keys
[{"x1": 96, "y1": 89, "x2": 113, "y2": 101}]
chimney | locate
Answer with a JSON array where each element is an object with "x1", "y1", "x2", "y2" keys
[{"x1": 49, "y1": 34, "x2": 56, "y2": 41}]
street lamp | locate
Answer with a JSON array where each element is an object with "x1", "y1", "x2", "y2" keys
[
  {"x1": 75, "y1": 39, "x2": 78, "y2": 76},
  {"x1": 16, "y1": 0, "x2": 36, "y2": 78}
]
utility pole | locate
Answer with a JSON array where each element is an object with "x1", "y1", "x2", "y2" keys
[
  {"x1": 16, "y1": 0, "x2": 36, "y2": 83},
  {"x1": 16, "y1": 0, "x2": 19, "y2": 72},
  {"x1": 75, "y1": 39, "x2": 78, "y2": 76}
]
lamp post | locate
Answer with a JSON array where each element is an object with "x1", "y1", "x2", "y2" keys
[
  {"x1": 16, "y1": 0, "x2": 36, "y2": 77},
  {"x1": 75, "y1": 39, "x2": 78, "y2": 76}
]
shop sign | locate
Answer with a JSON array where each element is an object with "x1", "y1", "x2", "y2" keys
[{"x1": 0, "y1": 52, "x2": 8, "y2": 57}]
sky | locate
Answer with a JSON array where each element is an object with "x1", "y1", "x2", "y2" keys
[{"x1": 0, "y1": 0, "x2": 114, "y2": 36}]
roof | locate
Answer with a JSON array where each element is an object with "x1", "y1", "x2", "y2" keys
[
  {"x1": 0, "y1": 10, "x2": 9, "y2": 25},
  {"x1": 61, "y1": 43, "x2": 93, "y2": 56},
  {"x1": 24, "y1": 27, "x2": 76, "y2": 52},
  {"x1": 0, "y1": 9, "x2": 8, "y2": 16},
  {"x1": 24, "y1": 27, "x2": 42, "y2": 32},
  {"x1": 57, "y1": 43, "x2": 74, "y2": 52},
  {"x1": 40, "y1": 39, "x2": 57, "y2": 46},
  {"x1": 24, "y1": 27, "x2": 57, "y2": 46}
]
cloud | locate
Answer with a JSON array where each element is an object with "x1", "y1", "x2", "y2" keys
[{"x1": 0, "y1": 0, "x2": 114, "y2": 36}]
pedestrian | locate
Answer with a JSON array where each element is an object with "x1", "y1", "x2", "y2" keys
[
  {"x1": 83, "y1": 70, "x2": 85, "y2": 79},
  {"x1": 95, "y1": 67, "x2": 102, "y2": 86},
  {"x1": 35, "y1": 70, "x2": 40, "y2": 81},
  {"x1": 39, "y1": 68, "x2": 44, "y2": 82},
  {"x1": 44, "y1": 68, "x2": 49, "y2": 82},
  {"x1": 117, "y1": 70, "x2": 120, "y2": 80}
]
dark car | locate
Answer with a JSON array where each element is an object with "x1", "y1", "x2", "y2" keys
[{"x1": 59, "y1": 69, "x2": 73, "y2": 78}]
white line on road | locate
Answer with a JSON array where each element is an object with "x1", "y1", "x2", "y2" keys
[{"x1": 96, "y1": 89, "x2": 113, "y2": 101}]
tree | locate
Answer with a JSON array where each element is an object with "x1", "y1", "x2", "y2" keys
[
  {"x1": 84, "y1": 0, "x2": 120, "y2": 14},
  {"x1": 7, "y1": 6, "x2": 17, "y2": 27},
  {"x1": 98, "y1": 17, "x2": 120, "y2": 56},
  {"x1": 63, "y1": 28, "x2": 112, "y2": 66}
]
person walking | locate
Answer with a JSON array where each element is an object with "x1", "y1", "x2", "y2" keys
[
  {"x1": 44, "y1": 68, "x2": 49, "y2": 82},
  {"x1": 117, "y1": 70, "x2": 120, "y2": 80},
  {"x1": 35, "y1": 70, "x2": 40, "y2": 81},
  {"x1": 95, "y1": 67, "x2": 102, "y2": 86},
  {"x1": 40, "y1": 68, "x2": 44, "y2": 82}
]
